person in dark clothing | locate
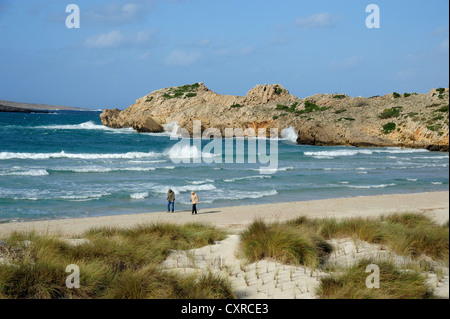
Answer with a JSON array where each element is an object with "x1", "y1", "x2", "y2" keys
[{"x1": 167, "y1": 189, "x2": 175, "y2": 213}]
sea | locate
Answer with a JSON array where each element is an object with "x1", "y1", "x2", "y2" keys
[{"x1": 0, "y1": 110, "x2": 448, "y2": 223}]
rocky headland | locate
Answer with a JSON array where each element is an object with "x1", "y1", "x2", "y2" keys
[
  {"x1": 100, "y1": 83, "x2": 449, "y2": 152},
  {"x1": 0, "y1": 99, "x2": 87, "y2": 112}
]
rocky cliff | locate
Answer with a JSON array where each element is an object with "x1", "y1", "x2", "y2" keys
[{"x1": 100, "y1": 83, "x2": 449, "y2": 152}]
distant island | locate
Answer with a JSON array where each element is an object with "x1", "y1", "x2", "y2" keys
[
  {"x1": 101, "y1": 83, "x2": 449, "y2": 152},
  {"x1": 0, "y1": 99, "x2": 88, "y2": 113}
]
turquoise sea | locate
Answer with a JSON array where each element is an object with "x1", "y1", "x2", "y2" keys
[{"x1": 0, "y1": 111, "x2": 448, "y2": 223}]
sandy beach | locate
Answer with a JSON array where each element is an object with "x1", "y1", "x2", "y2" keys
[
  {"x1": 1, "y1": 191, "x2": 449, "y2": 299},
  {"x1": 1, "y1": 191, "x2": 448, "y2": 238}
]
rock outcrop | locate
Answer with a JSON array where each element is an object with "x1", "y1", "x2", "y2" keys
[
  {"x1": 100, "y1": 108, "x2": 163, "y2": 133},
  {"x1": 100, "y1": 83, "x2": 449, "y2": 151},
  {"x1": 0, "y1": 105, "x2": 49, "y2": 113}
]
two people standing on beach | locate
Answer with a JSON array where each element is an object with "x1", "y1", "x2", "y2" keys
[{"x1": 167, "y1": 189, "x2": 199, "y2": 215}]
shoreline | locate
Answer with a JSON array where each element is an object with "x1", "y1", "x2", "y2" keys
[{"x1": 0, "y1": 191, "x2": 448, "y2": 238}]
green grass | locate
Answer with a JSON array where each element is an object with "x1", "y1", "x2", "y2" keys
[
  {"x1": 334, "y1": 109, "x2": 347, "y2": 114},
  {"x1": 379, "y1": 107, "x2": 403, "y2": 119},
  {"x1": 240, "y1": 219, "x2": 333, "y2": 268},
  {"x1": 344, "y1": 118, "x2": 356, "y2": 121},
  {"x1": 333, "y1": 94, "x2": 346, "y2": 99},
  {"x1": 162, "y1": 83, "x2": 200, "y2": 100},
  {"x1": 427, "y1": 124, "x2": 443, "y2": 132},
  {"x1": 275, "y1": 87, "x2": 283, "y2": 95},
  {"x1": 404, "y1": 93, "x2": 412, "y2": 98},
  {"x1": 276, "y1": 102, "x2": 300, "y2": 114},
  {"x1": 436, "y1": 105, "x2": 449, "y2": 113},
  {"x1": 0, "y1": 223, "x2": 232, "y2": 299},
  {"x1": 382, "y1": 122, "x2": 396, "y2": 134},
  {"x1": 302, "y1": 100, "x2": 330, "y2": 113},
  {"x1": 276, "y1": 104, "x2": 289, "y2": 111},
  {"x1": 317, "y1": 259, "x2": 434, "y2": 299},
  {"x1": 288, "y1": 213, "x2": 449, "y2": 263},
  {"x1": 393, "y1": 92, "x2": 401, "y2": 99},
  {"x1": 145, "y1": 97, "x2": 154, "y2": 102},
  {"x1": 230, "y1": 103, "x2": 244, "y2": 108}
]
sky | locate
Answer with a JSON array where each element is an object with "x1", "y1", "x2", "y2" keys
[{"x1": 0, "y1": 0, "x2": 448, "y2": 110}]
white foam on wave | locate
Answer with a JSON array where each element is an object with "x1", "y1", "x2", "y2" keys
[
  {"x1": 162, "y1": 122, "x2": 182, "y2": 138},
  {"x1": 199, "y1": 190, "x2": 279, "y2": 204},
  {"x1": 413, "y1": 156, "x2": 449, "y2": 160},
  {"x1": 189, "y1": 179, "x2": 215, "y2": 185},
  {"x1": 152, "y1": 184, "x2": 217, "y2": 195},
  {"x1": 36, "y1": 121, "x2": 134, "y2": 133},
  {"x1": 251, "y1": 167, "x2": 293, "y2": 174},
  {"x1": 168, "y1": 144, "x2": 220, "y2": 160},
  {"x1": 431, "y1": 182, "x2": 443, "y2": 185},
  {"x1": 57, "y1": 167, "x2": 158, "y2": 173},
  {"x1": 128, "y1": 160, "x2": 168, "y2": 164},
  {"x1": 130, "y1": 192, "x2": 149, "y2": 200},
  {"x1": 59, "y1": 192, "x2": 111, "y2": 201},
  {"x1": 223, "y1": 175, "x2": 272, "y2": 183},
  {"x1": 344, "y1": 183, "x2": 396, "y2": 189},
  {"x1": 304, "y1": 147, "x2": 430, "y2": 158},
  {"x1": 0, "y1": 151, "x2": 164, "y2": 160},
  {"x1": 305, "y1": 150, "x2": 360, "y2": 157},
  {"x1": 280, "y1": 127, "x2": 298, "y2": 143},
  {"x1": 0, "y1": 169, "x2": 49, "y2": 176}
]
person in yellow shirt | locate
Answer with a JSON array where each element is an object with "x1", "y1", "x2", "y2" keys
[{"x1": 190, "y1": 191, "x2": 199, "y2": 215}]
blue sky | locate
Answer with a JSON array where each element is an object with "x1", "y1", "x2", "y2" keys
[{"x1": 0, "y1": 0, "x2": 448, "y2": 109}]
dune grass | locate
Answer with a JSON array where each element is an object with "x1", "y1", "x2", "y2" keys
[
  {"x1": 240, "y1": 213, "x2": 448, "y2": 273},
  {"x1": 317, "y1": 259, "x2": 434, "y2": 299},
  {"x1": 240, "y1": 219, "x2": 333, "y2": 268},
  {"x1": 0, "y1": 223, "x2": 233, "y2": 299},
  {"x1": 288, "y1": 213, "x2": 449, "y2": 263}
]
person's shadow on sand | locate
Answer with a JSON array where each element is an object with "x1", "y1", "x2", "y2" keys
[
  {"x1": 197, "y1": 210, "x2": 221, "y2": 215},
  {"x1": 165, "y1": 210, "x2": 221, "y2": 215}
]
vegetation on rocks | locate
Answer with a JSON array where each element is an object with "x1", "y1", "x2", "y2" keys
[
  {"x1": 383, "y1": 122, "x2": 397, "y2": 134},
  {"x1": 162, "y1": 83, "x2": 200, "y2": 100}
]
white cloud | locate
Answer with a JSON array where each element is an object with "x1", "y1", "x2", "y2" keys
[
  {"x1": 82, "y1": 29, "x2": 154, "y2": 49},
  {"x1": 83, "y1": 31, "x2": 126, "y2": 49},
  {"x1": 430, "y1": 26, "x2": 449, "y2": 36},
  {"x1": 164, "y1": 50, "x2": 202, "y2": 66},
  {"x1": 295, "y1": 12, "x2": 342, "y2": 28},
  {"x1": 83, "y1": 0, "x2": 156, "y2": 25}
]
